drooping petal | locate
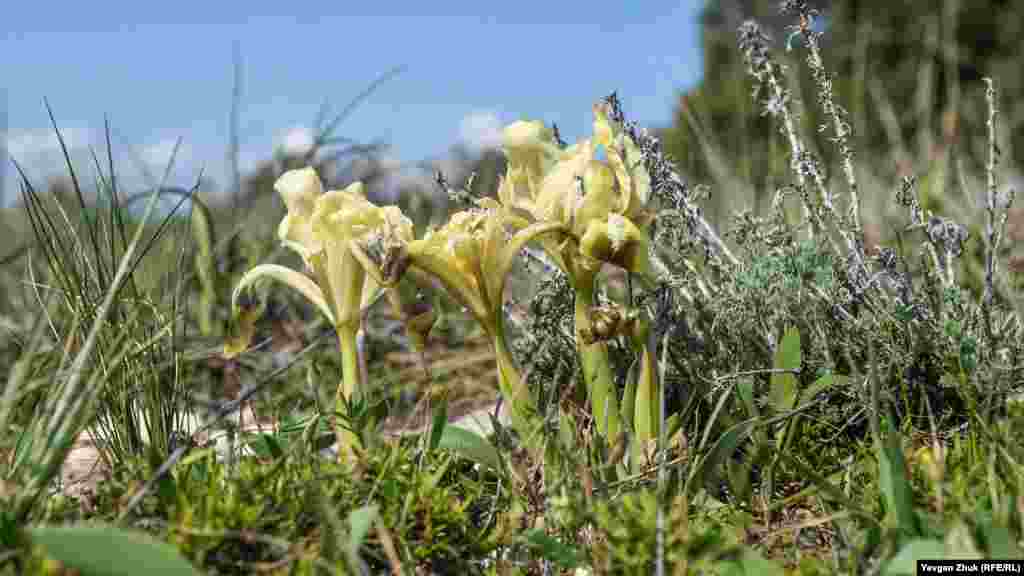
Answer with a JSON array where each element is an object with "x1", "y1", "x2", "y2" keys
[
  {"x1": 491, "y1": 220, "x2": 565, "y2": 308},
  {"x1": 572, "y1": 160, "x2": 618, "y2": 236},
  {"x1": 480, "y1": 211, "x2": 507, "y2": 305},
  {"x1": 606, "y1": 133, "x2": 650, "y2": 218},
  {"x1": 407, "y1": 238, "x2": 490, "y2": 329},
  {"x1": 579, "y1": 213, "x2": 649, "y2": 274},
  {"x1": 233, "y1": 263, "x2": 336, "y2": 325}
]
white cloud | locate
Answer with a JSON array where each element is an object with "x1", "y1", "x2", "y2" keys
[
  {"x1": 458, "y1": 110, "x2": 503, "y2": 153},
  {"x1": 3, "y1": 127, "x2": 97, "y2": 203},
  {"x1": 275, "y1": 125, "x2": 315, "y2": 158},
  {"x1": 5, "y1": 126, "x2": 94, "y2": 164},
  {"x1": 139, "y1": 138, "x2": 193, "y2": 173}
]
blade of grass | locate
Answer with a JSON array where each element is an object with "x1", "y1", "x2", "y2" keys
[
  {"x1": 11, "y1": 138, "x2": 172, "y2": 520},
  {"x1": 317, "y1": 65, "x2": 407, "y2": 147},
  {"x1": 13, "y1": 159, "x2": 81, "y2": 303},
  {"x1": 45, "y1": 99, "x2": 110, "y2": 289}
]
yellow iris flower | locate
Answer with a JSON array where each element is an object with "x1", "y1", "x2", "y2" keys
[
  {"x1": 233, "y1": 167, "x2": 413, "y2": 459},
  {"x1": 403, "y1": 199, "x2": 563, "y2": 438},
  {"x1": 496, "y1": 102, "x2": 655, "y2": 441}
]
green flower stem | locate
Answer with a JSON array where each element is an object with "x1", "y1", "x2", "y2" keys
[
  {"x1": 574, "y1": 273, "x2": 621, "y2": 440},
  {"x1": 487, "y1": 303, "x2": 543, "y2": 455},
  {"x1": 492, "y1": 320, "x2": 542, "y2": 450},
  {"x1": 334, "y1": 324, "x2": 362, "y2": 460},
  {"x1": 337, "y1": 325, "x2": 362, "y2": 403}
]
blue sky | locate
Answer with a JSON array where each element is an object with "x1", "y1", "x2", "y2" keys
[{"x1": 2, "y1": 1, "x2": 705, "y2": 205}]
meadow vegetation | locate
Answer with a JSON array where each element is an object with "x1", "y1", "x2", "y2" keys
[{"x1": 1, "y1": 1, "x2": 1022, "y2": 574}]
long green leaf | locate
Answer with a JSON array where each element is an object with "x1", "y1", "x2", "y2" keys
[
  {"x1": 30, "y1": 525, "x2": 200, "y2": 576},
  {"x1": 428, "y1": 400, "x2": 448, "y2": 453},
  {"x1": 883, "y1": 539, "x2": 946, "y2": 575},
  {"x1": 437, "y1": 425, "x2": 503, "y2": 473},
  {"x1": 769, "y1": 326, "x2": 800, "y2": 414},
  {"x1": 761, "y1": 328, "x2": 803, "y2": 502},
  {"x1": 686, "y1": 417, "x2": 759, "y2": 497},
  {"x1": 736, "y1": 378, "x2": 758, "y2": 419},
  {"x1": 779, "y1": 451, "x2": 876, "y2": 524},
  {"x1": 879, "y1": 430, "x2": 919, "y2": 537},
  {"x1": 976, "y1": 521, "x2": 1021, "y2": 558},
  {"x1": 347, "y1": 505, "x2": 380, "y2": 563},
  {"x1": 800, "y1": 373, "x2": 848, "y2": 405}
]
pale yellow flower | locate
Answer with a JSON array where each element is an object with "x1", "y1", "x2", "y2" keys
[
  {"x1": 494, "y1": 102, "x2": 655, "y2": 442},
  {"x1": 233, "y1": 167, "x2": 416, "y2": 460},
  {"x1": 406, "y1": 199, "x2": 560, "y2": 334},
  {"x1": 504, "y1": 103, "x2": 652, "y2": 276},
  {"x1": 404, "y1": 200, "x2": 563, "y2": 436},
  {"x1": 236, "y1": 167, "x2": 413, "y2": 332}
]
